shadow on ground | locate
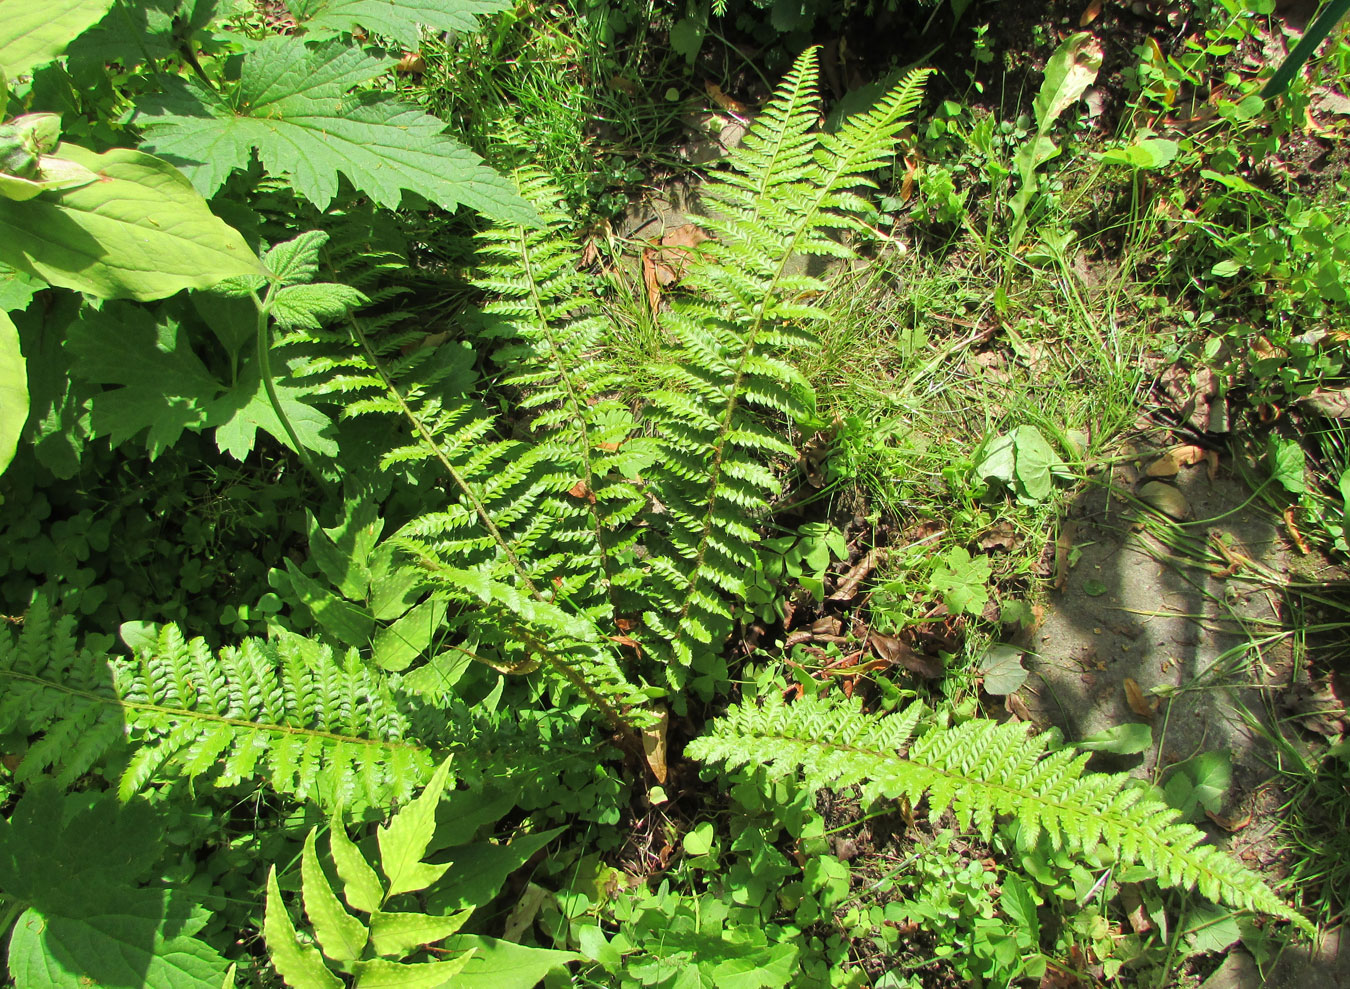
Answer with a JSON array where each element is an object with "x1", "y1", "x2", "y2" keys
[{"x1": 1016, "y1": 459, "x2": 1349, "y2": 988}]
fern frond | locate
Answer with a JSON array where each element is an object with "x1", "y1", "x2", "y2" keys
[
  {"x1": 687, "y1": 695, "x2": 1312, "y2": 933},
  {"x1": 641, "y1": 52, "x2": 930, "y2": 678}
]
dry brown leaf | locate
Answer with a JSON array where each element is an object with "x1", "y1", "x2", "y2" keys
[
  {"x1": 567, "y1": 480, "x2": 596, "y2": 504},
  {"x1": 1123, "y1": 677, "x2": 1156, "y2": 719},
  {"x1": 1145, "y1": 444, "x2": 1207, "y2": 477},
  {"x1": 641, "y1": 248, "x2": 662, "y2": 315},
  {"x1": 899, "y1": 155, "x2": 919, "y2": 203},
  {"x1": 501, "y1": 883, "x2": 550, "y2": 941},
  {"x1": 977, "y1": 522, "x2": 1019, "y2": 553},
  {"x1": 1080, "y1": 0, "x2": 1102, "y2": 24},
  {"x1": 1284, "y1": 507, "x2": 1312, "y2": 554},
  {"x1": 609, "y1": 634, "x2": 642, "y2": 654},
  {"x1": 394, "y1": 52, "x2": 425, "y2": 74},
  {"x1": 1054, "y1": 521, "x2": 1077, "y2": 592},
  {"x1": 615, "y1": 617, "x2": 638, "y2": 633},
  {"x1": 829, "y1": 548, "x2": 883, "y2": 601},
  {"x1": 704, "y1": 80, "x2": 750, "y2": 116},
  {"x1": 1205, "y1": 449, "x2": 1219, "y2": 481},
  {"x1": 1299, "y1": 386, "x2": 1350, "y2": 418},
  {"x1": 642, "y1": 705, "x2": 669, "y2": 783},
  {"x1": 799, "y1": 428, "x2": 833, "y2": 488},
  {"x1": 1006, "y1": 692, "x2": 1033, "y2": 722},
  {"x1": 870, "y1": 633, "x2": 944, "y2": 679},
  {"x1": 1205, "y1": 808, "x2": 1252, "y2": 832},
  {"x1": 1120, "y1": 884, "x2": 1155, "y2": 935}
]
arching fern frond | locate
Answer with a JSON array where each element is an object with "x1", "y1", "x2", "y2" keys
[
  {"x1": 687, "y1": 695, "x2": 1312, "y2": 933},
  {"x1": 0, "y1": 597, "x2": 432, "y2": 810},
  {"x1": 642, "y1": 51, "x2": 931, "y2": 678}
]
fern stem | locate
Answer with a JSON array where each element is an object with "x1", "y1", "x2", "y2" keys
[
  {"x1": 512, "y1": 223, "x2": 618, "y2": 608},
  {"x1": 255, "y1": 284, "x2": 326, "y2": 488},
  {"x1": 344, "y1": 313, "x2": 541, "y2": 600}
]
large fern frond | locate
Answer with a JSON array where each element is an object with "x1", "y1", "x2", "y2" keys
[
  {"x1": 642, "y1": 52, "x2": 930, "y2": 676},
  {"x1": 687, "y1": 695, "x2": 1311, "y2": 932}
]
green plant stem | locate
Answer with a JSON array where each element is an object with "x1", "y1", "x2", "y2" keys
[
  {"x1": 1263, "y1": 0, "x2": 1350, "y2": 97},
  {"x1": 254, "y1": 284, "x2": 325, "y2": 489}
]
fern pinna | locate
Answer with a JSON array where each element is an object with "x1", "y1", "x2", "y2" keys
[{"x1": 687, "y1": 694, "x2": 1311, "y2": 932}]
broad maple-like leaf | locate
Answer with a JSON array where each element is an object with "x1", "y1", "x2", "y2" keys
[
  {"x1": 66, "y1": 303, "x2": 222, "y2": 457},
  {"x1": 286, "y1": 0, "x2": 511, "y2": 47},
  {"x1": 137, "y1": 37, "x2": 536, "y2": 224},
  {"x1": 205, "y1": 361, "x2": 338, "y2": 461}
]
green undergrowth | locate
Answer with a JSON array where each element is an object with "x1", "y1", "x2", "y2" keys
[{"x1": 1, "y1": 0, "x2": 1345, "y2": 987}]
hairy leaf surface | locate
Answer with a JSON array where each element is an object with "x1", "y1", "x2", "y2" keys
[
  {"x1": 137, "y1": 37, "x2": 535, "y2": 222},
  {"x1": 286, "y1": 0, "x2": 511, "y2": 46}
]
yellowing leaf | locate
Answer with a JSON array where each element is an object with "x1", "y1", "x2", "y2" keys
[
  {"x1": 0, "y1": 145, "x2": 265, "y2": 300},
  {"x1": 0, "y1": 0, "x2": 115, "y2": 77}
]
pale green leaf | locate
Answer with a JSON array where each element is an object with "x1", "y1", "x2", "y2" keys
[
  {"x1": 301, "y1": 829, "x2": 368, "y2": 963},
  {"x1": 1012, "y1": 424, "x2": 1058, "y2": 503},
  {"x1": 0, "y1": 0, "x2": 115, "y2": 77},
  {"x1": 328, "y1": 817, "x2": 385, "y2": 915},
  {"x1": 976, "y1": 643, "x2": 1026, "y2": 696},
  {"x1": 1032, "y1": 32, "x2": 1103, "y2": 134},
  {"x1": 138, "y1": 38, "x2": 536, "y2": 223},
  {"x1": 204, "y1": 362, "x2": 338, "y2": 460},
  {"x1": 286, "y1": 0, "x2": 511, "y2": 47},
  {"x1": 367, "y1": 907, "x2": 470, "y2": 957},
  {"x1": 0, "y1": 145, "x2": 265, "y2": 300},
  {"x1": 350, "y1": 954, "x2": 473, "y2": 989},
  {"x1": 66, "y1": 303, "x2": 221, "y2": 457},
  {"x1": 265, "y1": 231, "x2": 328, "y2": 287},
  {"x1": 1078, "y1": 723, "x2": 1153, "y2": 755},
  {"x1": 378, "y1": 756, "x2": 454, "y2": 897},
  {"x1": 271, "y1": 283, "x2": 367, "y2": 330},
  {"x1": 264, "y1": 868, "x2": 344, "y2": 989},
  {"x1": 439, "y1": 935, "x2": 580, "y2": 989},
  {"x1": 0, "y1": 310, "x2": 26, "y2": 474},
  {"x1": 1268, "y1": 435, "x2": 1306, "y2": 494},
  {"x1": 372, "y1": 598, "x2": 447, "y2": 672}
]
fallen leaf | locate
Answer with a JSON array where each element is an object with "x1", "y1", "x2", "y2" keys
[
  {"x1": 799, "y1": 428, "x2": 834, "y2": 488},
  {"x1": 609, "y1": 634, "x2": 642, "y2": 655},
  {"x1": 1206, "y1": 449, "x2": 1219, "y2": 480},
  {"x1": 704, "y1": 80, "x2": 751, "y2": 116},
  {"x1": 1120, "y1": 884, "x2": 1155, "y2": 935},
  {"x1": 977, "y1": 522, "x2": 1019, "y2": 553},
  {"x1": 394, "y1": 52, "x2": 425, "y2": 74},
  {"x1": 1205, "y1": 808, "x2": 1252, "y2": 832},
  {"x1": 1124, "y1": 676, "x2": 1156, "y2": 719},
  {"x1": 1006, "y1": 691, "x2": 1034, "y2": 722},
  {"x1": 1145, "y1": 444, "x2": 1207, "y2": 477},
  {"x1": 501, "y1": 883, "x2": 550, "y2": 942},
  {"x1": 615, "y1": 617, "x2": 638, "y2": 632},
  {"x1": 1138, "y1": 480, "x2": 1190, "y2": 520},
  {"x1": 900, "y1": 155, "x2": 919, "y2": 203},
  {"x1": 1080, "y1": 0, "x2": 1102, "y2": 25},
  {"x1": 1054, "y1": 520, "x2": 1077, "y2": 592},
  {"x1": 829, "y1": 547, "x2": 883, "y2": 601},
  {"x1": 870, "y1": 633, "x2": 944, "y2": 679},
  {"x1": 1299, "y1": 386, "x2": 1350, "y2": 418},
  {"x1": 567, "y1": 479, "x2": 596, "y2": 504},
  {"x1": 1284, "y1": 507, "x2": 1311, "y2": 554},
  {"x1": 642, "y1": 705, "x2": 669, "y2": 783},
  {"x1": 641, "y1": 248, "x2": 663, "y2": 315}
]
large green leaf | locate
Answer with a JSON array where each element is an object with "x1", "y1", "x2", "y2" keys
[
  {"x1": 0, "y1": 0, "x2": 115, "y2": 77},
  {"x1": 66, "y1": 303, "x2": 221, "y2": 456},
  {"x1": 0, "y1": 311, "x2": 25, "y2": 474},
  {"x1": 377, "y1": 756, "x2": 454, "y2": 897},
  {"x1": 286, "y1": 0, "x2": 511, "y2": 47},
  {"x1": 0, "y1": 145, "x2": 265, "y2": 300},
  {"x1": 439, "y1": 936, "x2": 579, "y2": 989},
  {"x1": 137, "y1": 37, "x2": 536, "y2": 224}
]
